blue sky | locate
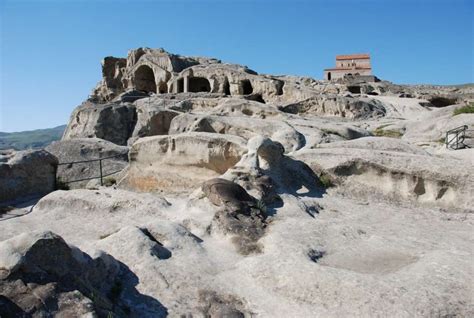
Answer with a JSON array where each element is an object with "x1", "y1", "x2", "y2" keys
[{"x1": 1, "y1": 0, "x2": 473, "y2": 132}]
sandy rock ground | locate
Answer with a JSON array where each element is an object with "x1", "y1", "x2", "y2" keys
[{"x1": 1, "y1": 183, "x2": 472, "y2": 317}]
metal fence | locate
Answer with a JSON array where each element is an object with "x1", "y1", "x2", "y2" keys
[
  {"x1": 445, "y1": 125, "x2": 472, "y2": 150},
  {"x1": 57, "y1": 153, "x2": 125, "y2": 186}
]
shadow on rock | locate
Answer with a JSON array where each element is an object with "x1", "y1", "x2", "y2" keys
[{"x1": 0, "y1": 231, "x2": 168, "y2": 318}]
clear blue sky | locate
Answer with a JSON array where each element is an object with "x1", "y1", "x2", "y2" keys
[{"x1": 1, "y1": 0, "x2": 473, "y2": 132}]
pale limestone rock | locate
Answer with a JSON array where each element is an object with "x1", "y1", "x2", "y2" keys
[
  {"x1": 119, "y1": 132, "x2": 247, "y2": 193},
  {"x1": 0, "y1": 149, "x2": 58, "y2": 204},
  {"x1": 46, "y1": 138, "x2": 129, "y2": 189},
  {"x1": 168, "y1": 113, "x2": 304, "y2": 152},
  {"x1": 62, "y1": 101, "x2": 137, "y2": 145}
]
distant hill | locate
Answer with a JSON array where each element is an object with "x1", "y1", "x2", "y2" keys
[{"x1": 0, "y1": 125, "x2": 66, "y2": 150}]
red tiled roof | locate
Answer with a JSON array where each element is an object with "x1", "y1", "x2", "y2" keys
[
  {"x1": 336, "y1": 54, "x2": 370, "y2": 60},
  {"x1": 324, "y1": 67, "x2": 372, "y2": 71}
]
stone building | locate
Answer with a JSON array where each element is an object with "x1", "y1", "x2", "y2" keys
[
  {"x1": 324, "y1": 54, "x2": 372, "y2": 81},
  {"x1": 91, "y1": 47, "x2": 284, "y2": 103}
]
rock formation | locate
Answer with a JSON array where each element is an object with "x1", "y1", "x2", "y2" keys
[
  {"x1": 0, "y1": 149, "x2": 58, "y2": 204},
  {"x1": 1, "y1": 47, "x2": 473, "y2": 316}
]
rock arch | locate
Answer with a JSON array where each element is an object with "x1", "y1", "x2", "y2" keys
[{"x1": 134, "y1": 65, "x2": 156, "y2": 93}]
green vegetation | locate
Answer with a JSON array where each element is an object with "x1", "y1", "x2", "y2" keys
[
  {"x1": 453, "y1": 103, "x2": 474, "y2": 116},
  {"x1": 254, "y1": 199, "x2": 267, "y2": 215},
  {"x1": 56, "y1": 179, "x2": 70, "y2": 190},
  {"x1": 373, "y1": 126, "x2": 403, "y2": 138},
  {"x1": 319, "y1": 173, "x2": 334, "y2": 188},
  {"x1": 0, "y1": 125, "x2": 66, "y2": 150},
  {"x1": 103, "y1": 177, "x2": 117, "y2": 187}
]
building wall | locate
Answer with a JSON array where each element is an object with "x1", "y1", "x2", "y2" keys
[
  {"x1": 336, "y1": 58, "x2": 371, "y2": 69},
  {"x1": 324, "y1": 68, "x2": 371, "y2": 80}
]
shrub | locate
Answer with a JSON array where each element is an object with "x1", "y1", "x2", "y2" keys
[
  {"x1": 255, "y1": 199, "x2": 267, "y2": 215},
  {"x1": 373, "y1": 126, "x2": 403, "y2": 138},
  {"x1": 319, "y1": 173, "x2": 334, "y2": 188},
  {"x1": 56, "y1": 179, "x2": 70, "y2": 190},
  {"x1": 103, "y1": 176, "x2": 117, "y2": 187},
  {"x1": 453, "y1": 103, "x2": 474, "y2": 116}
]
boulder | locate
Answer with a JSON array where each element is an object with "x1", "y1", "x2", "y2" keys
[
  {"x1": 226, "y1": 136, "x2": 324, "y2": 198},
  {"x1": 202, "y1": 178, "x2": 256, "y2": 210},
  {"x1": 46, "y1": 138, "x2": 129, "y2": 189},
  {"x1": 119, "y1": 133, "x2": 247, "y2": 193},
  {"x1": 0, "y1": 149, "x2": 58, "y2": 204},
  {"x1": 62, "y1": 101, "x2": 137, "y2": 145},
  {"x1": 0, "y1": 231, "x2": 126, "y2": 317},
  {"x1": 202, "y1": 178, "x2": 267, "y2": 255}
]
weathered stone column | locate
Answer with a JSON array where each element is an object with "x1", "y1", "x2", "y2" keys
[{"x1": 184, "y1": 76, "x2": 189, "y2": 93}]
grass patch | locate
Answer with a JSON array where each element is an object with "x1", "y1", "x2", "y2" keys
[
  {"x1": 453, "y1": 103, "x2": 474, "y2": 116},
  {"x1": 319, "y1": 173, "x2": 334, "y2": 188},
  {"x1": 373, "y1": 126, "x2": 403, "y2": 138},
  {"x1": 103, "y1": 177, "x2": 117, "y2": 187},
  {"x1": 253, "y1": 199, "x2": 268, "y2": 216}
]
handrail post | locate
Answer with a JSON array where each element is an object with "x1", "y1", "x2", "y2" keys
[{"x1": 99, "y1": 159, "x2": 103, "y2": 186}]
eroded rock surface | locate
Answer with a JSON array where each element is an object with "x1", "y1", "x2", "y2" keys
[
  {"x1": 3, "y1": 47, "x2": 474, "y2": 316},
  {"x1": 0, "y1": 149, "x2": 58, "y2": 204},
  {"x1": 46, "y1": 138, "x2": 129, "y2": 189},
  {"x1": 119, "y1": 132, "x2": 247, "y2": 193},
  {"x1": 0, "y1": 231, "x2": 135, "y2": 317}
]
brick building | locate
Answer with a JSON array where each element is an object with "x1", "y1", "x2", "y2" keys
[{"x1": 324, "y1": 54, "x2": 372, "y2": 80}]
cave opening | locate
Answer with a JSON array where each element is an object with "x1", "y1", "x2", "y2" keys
[
  {"x1": 276, "y1": 81, "x2": 284, "y2": 96},
  {"x1": 176, "y1": 78, "x2": 184, "y2": 93},
  {"x1": 347, "y1": 85, "x2": 361, "y2": 94},
  {"x1": 134, "y1": 65, "x2": 156, "y2": 93},
  {"x1": 223, "y1": 80, "x2": 231, "y2": 95},
  {"x1": 429, "y1": 97, "x2": 457, "y2": 107},
  {"x1": 241, "y1": 79, "x2": 253, "y2": 95},
  {"x1": 188, "y1": 77, "x2": 211, "y2": 93}
]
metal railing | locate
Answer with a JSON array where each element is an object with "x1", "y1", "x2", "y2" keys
[
  {"x1": 57, "y1": 153, "x2": 126, "y2": 186},
  {"x1": 445, "y1": 125, "x2": 471, "y2": 150}
]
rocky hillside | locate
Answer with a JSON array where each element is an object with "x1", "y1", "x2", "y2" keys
[
  {"x1": 0, "y1": 124, "x2": 66, "y2": 150},
  {"x1": 1, "y1": 48, "x2": 473, "y2": 317}
]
